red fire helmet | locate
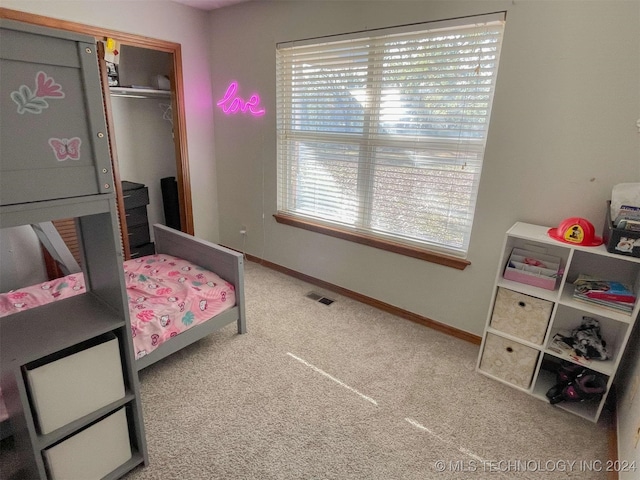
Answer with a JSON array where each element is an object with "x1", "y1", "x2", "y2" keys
[{"x1": 547, "y1": 217, "x2": 603, "y2": 246}]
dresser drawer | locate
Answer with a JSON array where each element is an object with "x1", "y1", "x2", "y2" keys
[
  {"x1": 43, "y1": 407, "x2": 132, "y2": 480},
  {"x1": 127, "y1": 224, "x2": 150, "y2": 247},
  {"x1": 130, "y1": 242, "x2": 155, "y2": 259},
  {"x1": 489, "y1": 288, "x2": 552, "y2": 345},
  {"x1": 122, "y1": 186, "x2": 149, "y2": 210},
  {"x1": 25, "y1": 334, "x2": 125, "y2": 435},
  {"x1": 125, "y1": 206, "x2": 149, "y2": 228},
  {"x1": 479, "y1": 333, "x2": 539, "y2": 389}
]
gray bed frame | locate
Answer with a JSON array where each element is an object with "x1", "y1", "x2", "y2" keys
[
  {"x1": 135, "y1": 224, "x2": 247, "y2": 370},
  {"x1": 0, "y1": 224, "x2": 246, "y2": 440}
]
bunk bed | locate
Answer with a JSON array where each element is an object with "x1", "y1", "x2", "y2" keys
[
  {"x1": 1, "y1": 224, "x2": 247, "y2": 370},
  {"x1": 1, "y1": 18, "x2": 156, "y2": 476},
  {"x1": 0, "y1": 224, "x2": 247, "y2": 437}
]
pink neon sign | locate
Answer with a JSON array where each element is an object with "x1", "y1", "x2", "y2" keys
[{"x1": 217, "y1": 81, "x2": 265, "y2": 117}]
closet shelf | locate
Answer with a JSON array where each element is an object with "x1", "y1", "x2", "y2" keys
[{"x1": 110, "y1": 87, "x2": 171, "y2": 98}]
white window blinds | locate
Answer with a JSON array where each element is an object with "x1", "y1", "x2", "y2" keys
[{"x1": 276, "y1": 13, "x2": 505, "y2": 257}]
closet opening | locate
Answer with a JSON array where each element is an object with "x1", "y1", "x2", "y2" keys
[
  {"x1": 0, "y1": 7, "x2": 195, "y2": 277},
  {"x1": 104, "y1": 43, "x2": 182, "y2": 259}
]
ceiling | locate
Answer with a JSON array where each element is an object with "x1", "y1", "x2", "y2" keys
[{"x1": 170, "y1": 0, "x2": 252, "y2": 10}]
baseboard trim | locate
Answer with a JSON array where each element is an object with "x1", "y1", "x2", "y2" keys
[{"x1": 244, "y1": 253, "x2": 482, "y2": 345}]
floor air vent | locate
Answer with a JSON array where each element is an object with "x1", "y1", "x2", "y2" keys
[{"x1": 306, "y1": 291, "x2": 335, "y2": 305}]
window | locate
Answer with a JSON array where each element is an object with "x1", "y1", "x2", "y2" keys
[{"x1": 276, "y1": 13, "x2": 505, "y2": 264}]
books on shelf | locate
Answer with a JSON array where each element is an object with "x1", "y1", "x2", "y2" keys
[
  {"x1": 572, "y1": 274, "x2": 635, "y2": 314},
  {"x1": 573, "y1": 294, "x2": 633, "y2": 314}
]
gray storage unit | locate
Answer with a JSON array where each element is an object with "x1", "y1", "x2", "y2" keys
[
  {"x1": 0, "y1": 19, "x2": 147, "y2": 479},
  {"x1": 122, "y1": 180, "x2": 155, "y2": 258}
]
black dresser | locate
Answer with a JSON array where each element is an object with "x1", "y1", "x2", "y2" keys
[{"x1": 122, "y1": 181, "x2": 155, "y2": 258}]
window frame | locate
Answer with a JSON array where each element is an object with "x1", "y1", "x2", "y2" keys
[{"x1": 276, "y1": 13, "x2": 506, "y2": 268}]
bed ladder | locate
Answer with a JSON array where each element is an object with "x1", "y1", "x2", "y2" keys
[{"x1": 31, "y1": 222, "x2": 81, "y2": 276}]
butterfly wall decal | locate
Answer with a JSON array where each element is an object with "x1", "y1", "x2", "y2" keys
[{"x1": 48, "y1": 137, "x2": 82, "y2": 161}]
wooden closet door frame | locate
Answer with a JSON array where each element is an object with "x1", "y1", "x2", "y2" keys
[{"x1": 0, "y1": 8, "x2": 195, "y2": 246}]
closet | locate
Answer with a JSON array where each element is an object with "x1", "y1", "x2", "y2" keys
[
  {"x1": 107, "y1": 43, "x2": 180, "y2": 257},
  {"x1": 99, "y1": 35, "x2": 194, "y2": 255}
]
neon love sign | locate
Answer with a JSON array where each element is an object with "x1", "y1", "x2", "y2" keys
[{"x1": 216, "y1": 81, "x2": 265, "y2": 117}]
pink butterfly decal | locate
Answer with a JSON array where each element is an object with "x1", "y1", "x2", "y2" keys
[
  {"x1": 49, "y1": 137, "x2": 81, "y2": 161},
  {"x1": 35, "y1": 72, "x2": 65, "y2": 98}
]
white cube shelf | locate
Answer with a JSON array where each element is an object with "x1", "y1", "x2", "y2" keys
[{"x1": 477, "y1": 222, "x2": 640, "y2": 422}]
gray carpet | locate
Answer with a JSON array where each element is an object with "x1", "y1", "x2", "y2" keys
[
  {"x1": 124, "y1": 261, "x2": 611, "y2": 479},
  {"x1": 0, "y1": 260, "x2": 612, "y2": 479}
]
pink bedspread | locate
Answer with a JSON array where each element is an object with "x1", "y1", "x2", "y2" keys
[
  {"x1": 0, "y1": 253, "x2": 235, "y2": 362},
  {"x1": 0, "y1": 254, "x2": 236, "y2": 423}
]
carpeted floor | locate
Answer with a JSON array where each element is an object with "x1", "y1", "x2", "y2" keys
[
  {"x1": 122, "y1": 260, "x2": 611, "y2": 479},
  {"x1": 0, "y1": 260, "x2": 613, "y2": 479}
]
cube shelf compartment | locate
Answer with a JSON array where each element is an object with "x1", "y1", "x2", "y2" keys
[{"x1": 477, "y1": 222, "x2": 640, "y2": 423}]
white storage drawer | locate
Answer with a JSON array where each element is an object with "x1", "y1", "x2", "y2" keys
[
  {"x1": 43, "y1": 407, "x2": 132, "y2": 480},
  {"x1": 25, "y1": 334, "x2": 125, "y2": 434},
  {"x1": 479, "y1": 333, "x2": 540, "y2": 389},
  {"x1": 490, "y1": 288, "x2": 553, "y2": 345}
]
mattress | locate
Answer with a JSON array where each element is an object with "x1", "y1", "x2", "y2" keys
[{"x1": 122, "y1": 254, "x2": 235, "y2": 359}]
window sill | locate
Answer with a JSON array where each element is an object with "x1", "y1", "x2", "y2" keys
[{"x1": 273, "y1": 213, "x2": 471, "y2": 270}]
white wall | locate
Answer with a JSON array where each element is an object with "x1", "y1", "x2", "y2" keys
[
  {"x1": 1, "y1": 0, "x2": 220, "y2": 242},
  {"x1": 209, "y1": 0, "x2": 640, "y2": 336},
  {"x1": 0, "y1": 227, "x2": 47, "y2": 292}
]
